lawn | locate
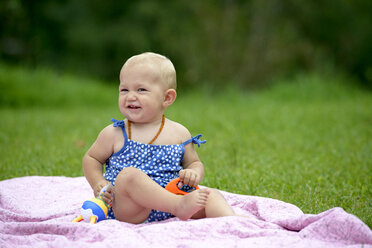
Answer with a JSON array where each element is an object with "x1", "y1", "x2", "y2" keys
[{"x1": 0, "y1": 64, "x2": 371, "y2": 227}]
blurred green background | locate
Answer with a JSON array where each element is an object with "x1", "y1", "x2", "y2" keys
[
  {"x1": 0, "y1": 1, "x2": 371, "y2": 227},
  {"x1": 1, "y1": 0, "x2": 372, "y2": 90}
]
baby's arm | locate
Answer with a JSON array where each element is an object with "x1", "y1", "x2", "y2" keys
[
  {"x1": 83, "y1": 125, "x2": 116, "y2": 197},
  {"x1": 179, "y1": 130, "x2": 205, "y2": 188}
]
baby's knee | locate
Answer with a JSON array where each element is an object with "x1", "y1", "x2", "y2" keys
[
  {"x1": 208, "y1": 188, "x2": 224, "y2": 199},
  {"x1": 116, "y1": 167, "x2": 142, "y2": 185}
]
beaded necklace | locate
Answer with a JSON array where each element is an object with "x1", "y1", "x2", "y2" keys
[{"x1": 127, "y1": 115, "x2": 165, "y2": 144}]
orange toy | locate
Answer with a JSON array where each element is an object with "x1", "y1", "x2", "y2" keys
[{"x1": 165, "y1": 178, "x2": 199, "y2": 195}]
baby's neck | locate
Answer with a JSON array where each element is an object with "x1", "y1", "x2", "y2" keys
[
  {"x1": 129, "y1": 115, "x2": 164, "y2": 128},
  {"x1": 127, "y1": 115, "x2": 165, "y2": 144}
]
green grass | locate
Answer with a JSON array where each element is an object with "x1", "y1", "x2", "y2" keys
[{"x1": 0, "y1": 64, "x2": 371, "y2": 228}]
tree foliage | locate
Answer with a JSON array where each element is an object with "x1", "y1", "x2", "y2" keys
[{"x1": 1, "y1": 0, "x2": 371, "y2": 90}]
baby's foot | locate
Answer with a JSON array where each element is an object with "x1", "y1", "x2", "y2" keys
[{"x1": 174, "y1": 188, "x2": 210, "y2": 220}]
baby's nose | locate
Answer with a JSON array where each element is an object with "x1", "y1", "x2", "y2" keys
[{"x1": 127, "y1": 91, "x2": 137, "y2": 100}]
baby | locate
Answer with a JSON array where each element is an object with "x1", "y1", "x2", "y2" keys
[{"x1": 83, "y1": 52, "x2": 236, "y2": 224}]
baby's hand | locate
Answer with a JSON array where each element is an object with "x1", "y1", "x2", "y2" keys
[
  {"x1": 93, "y1": 180, "x2": 113, "y2": 204},
  {"x1": 93, "y1": 180, "x2": 111, "y2": 197},
  {"x1": 99, "y1": 184, "x2": 114, "y2": 206},
  {"x1": 93, "y1": 180, "x2": 113, "y2": 206},
  {"x1": 178, "y1": 169, "x2": 201, "y2": 188}
]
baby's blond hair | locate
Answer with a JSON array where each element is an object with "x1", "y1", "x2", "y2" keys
[{"x1": 122, "y1": 52, "x2": 177, "y2": 90}]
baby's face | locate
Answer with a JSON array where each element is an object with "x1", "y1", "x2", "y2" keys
[{"x1": 118, "y1": 62, "x2": 167, "y2": 123}]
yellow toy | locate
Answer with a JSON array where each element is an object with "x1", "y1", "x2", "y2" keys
[{"x1": 72, "y1": 185, "x2": 112, "y2": 224}]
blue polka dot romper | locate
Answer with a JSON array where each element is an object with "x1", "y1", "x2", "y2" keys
[{"x1": 104, "y1": 119, "x2": 206, "y2": 223}]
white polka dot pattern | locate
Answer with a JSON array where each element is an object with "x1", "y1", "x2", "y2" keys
[{"x1": 104, "y1": 140, "x2": 184, "y2": 187}]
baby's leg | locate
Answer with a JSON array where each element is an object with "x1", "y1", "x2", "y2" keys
[
  {"x1": 113, "y1": 167, "x2": 210, "y2": 224},
  {"x1": 192, "y1": 188, "x2": 236, "y2": 219}
]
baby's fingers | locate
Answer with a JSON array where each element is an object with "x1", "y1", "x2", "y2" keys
[
  {"x1": 177, "y1": 181, "x2": 184, "y2": 189},
  {"x1": 101, "y1": 191, "x2": 113, "y2": 205},
  {"x1": 180, "y1": 170, "x2": 191, "y2": 186},
  {"x1": 179, "y1": 170, "x2": 185, "y2": 180},
  {"x1": 178, "y1": 170, "x2": 185, "y2": 188},
  {"x1": 183, "y1": 171, "x2": 197, "y2": 188},
  {"x1": 105, "y1": 184, "x2": 113, "y2": 194},
  {"x1": 187, "y1": 174, "x2": 198, "y2": 188},
  {"x1": 99, "y1": 184, "x2": 114, "y2": 205}
]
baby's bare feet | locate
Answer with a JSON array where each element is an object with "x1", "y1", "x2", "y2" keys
[{"x1": 174, "y1": 188, "x2": 210, "y2": 220}]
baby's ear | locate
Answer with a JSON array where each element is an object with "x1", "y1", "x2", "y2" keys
[{"x1": 163, "y1": 89, "x2": 177, "y2": 107}]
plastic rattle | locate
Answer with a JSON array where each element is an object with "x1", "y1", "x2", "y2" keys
[
  {"x1": 165, "y1": 178, "x2": 199, "y2": 195},
  {"x1": 72, "y1": 184, "x2": 112, "y2": 224}
]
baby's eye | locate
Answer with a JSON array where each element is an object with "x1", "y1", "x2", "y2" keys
[
  {"x1": 120, "y1": 88, "x2": 128, "y2": 92},
  {"x1": 138, "y1": 88, "x2": 147, "y2": 92}
]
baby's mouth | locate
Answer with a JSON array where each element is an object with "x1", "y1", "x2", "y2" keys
[{"x1": 127, "y1": 105, "x2": 141, "y2": 109}]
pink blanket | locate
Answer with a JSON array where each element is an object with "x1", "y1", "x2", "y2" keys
[{"x1": 0, "y1": 176, "x2": 371, "y2": 247}]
